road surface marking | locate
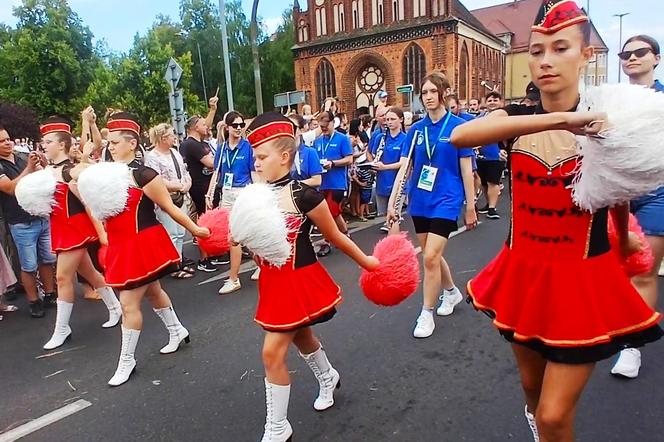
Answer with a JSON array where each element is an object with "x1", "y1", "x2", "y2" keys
[{"x1": 0, "y1": 399, "x2": 91, "y2": 442}]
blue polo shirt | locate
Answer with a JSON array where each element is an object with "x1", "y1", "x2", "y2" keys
[
  {"x1": 213, "y1": 139, "x2": 254, "y2": 188},
  {"x1": 291, "y1": 144, "x2": 323, "y2": 182},
  {"x1": 371, "y1": 131, "x2": 406, "y2": 197},
  {"x1": 479, "y1": 143, "x2": 501, "y2": 161},
  {"x1": 458, "y1": 112, "x2": 476, "y2": 122},
  {"x1": 403, "y1": 112, "x2": 474, "y2": 220},
  {"x1": 368, "y1": 127, "x2": 386, "y2": 153},
  {"x1": 314, "y1": 131, "x2": 353, "y2": 191}
]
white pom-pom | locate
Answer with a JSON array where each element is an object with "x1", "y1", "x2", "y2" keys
[
  {"x1": 230, "y1": 183, "x2": 292, "y2": 267},
  {"x1": 573, "y1": 83, "x2": 664, "y2": 212},
  {"x1": 77, "y1": 162, "x2": 131, "y2": 220},
  {"x1": 15, "y1": 169, "x2": 57, "y2": 217}
]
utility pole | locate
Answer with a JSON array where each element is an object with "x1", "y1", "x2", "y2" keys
[
  {"x1": 250, "y1": 0, "x2": 264, "y2": 114},
  {"x1": 219, "y1": 0, "x2": 234, "y2": 110},
  {"x1": 614, "y1": 12, "x2": 629, "y2": 83},
  {"x1": 196, "y1": 42, "x2": 208, "y2": 103}
]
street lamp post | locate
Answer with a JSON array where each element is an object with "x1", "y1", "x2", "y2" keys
[
  {"x1": 614, "y1": 12, "x2": 630, "y2": 83},
  {"x1": 219, "y1": 0, "x2": 235, "y2": 110},
  {"x1": 176, "y1": 31, "x2": 208, "y2": 103},
  {"x1": 250, "y1": 0, "x2": 263, "y2": 115}
]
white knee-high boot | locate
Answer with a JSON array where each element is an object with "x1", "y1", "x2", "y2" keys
[
  {"x1": 153, "y1": 305, "x2": 190, "y2": 354},
  {"x1": 108, "y1": 326, "x2": 140, "y2": 387},
  {"x1": 299, "y1": 345, "x2": 341, "y2": 411},
  {"x1": 261, "y1": 379, "x2": 293, "y2": 442},
  {"x1": 43, "y1": 300, "x2": 73, "y2": 350},
  {"x1": 97, "y1": 286, "x2": 122, "y2": 328}
]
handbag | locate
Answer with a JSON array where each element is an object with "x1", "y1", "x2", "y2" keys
[{"x1": 169, "y1": 149, "x2": 185, "y2": 208}]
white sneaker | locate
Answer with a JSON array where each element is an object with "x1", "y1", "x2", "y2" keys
[
  {"x1": 413, "y1": 311, "x2": 435, "y2": 338},
  {"x1": 218, "y1": 279, "x2": 241, "y2": 295},
  {"x1": 658, "y1": 260, "x2": 664, "y2": 277},
  {"x1": 436, "y1": 287, "x2": 463, "y2": 316},
  {"x1": 524, "y1": 405, "x2": 540, "y2": 442},
  {"x1": 251, "y1": 267, "x2": 261, "y2": 281},
  {"x1": 610, "y1": 348, "x2": 641, "y2": 379}
]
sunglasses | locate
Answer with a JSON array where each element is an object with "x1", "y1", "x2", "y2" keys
[
  {"x1": 229, "y1": 122, "x2": 246, "y2": 129},
  {"x1": 618, "y1": 47, "x2": 653, "y2": 61}
]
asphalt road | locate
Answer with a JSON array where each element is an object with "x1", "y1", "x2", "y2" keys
[{"x1": 1, "y1": 204, "x2": 663, "y2": 442}]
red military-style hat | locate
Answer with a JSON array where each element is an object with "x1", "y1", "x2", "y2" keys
[
  {"x1": 106, "y1": 112, "x2": 141, "y2": 136},
  {"x1": 532, "y1": 0, "x2": 588, "y2": 34},
  {"x1": 246, "y1": 112, "x2": 295, "y2": 149},
  {"x1": 40, "y1": 116, "x2": 72, "y2": 136}
]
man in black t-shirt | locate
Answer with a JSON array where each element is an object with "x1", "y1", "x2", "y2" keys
[
  {"x1": 0, "y1": 126, "x2": 57, "y2": 318},
  {"x1": 179, "y1": 97, "x2": 218, "y2": 272}
]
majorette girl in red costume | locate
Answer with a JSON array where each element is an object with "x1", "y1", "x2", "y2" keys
[
  {"x1": 75, "y1": 112, "x2": 209, "y2": 387},
  {"x1": 451, "y1": 1, "x2": 663, "y2": 441}
]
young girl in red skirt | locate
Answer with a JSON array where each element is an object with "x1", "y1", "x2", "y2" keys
[
  {"x1": 244, "y1": 112, "x2": 378, "y2": 442},
  {"x1": 37, "y1": 116, "x2": 123, "y2": 351},
  {"x1": 450, "y1": 2, "x2": 662, "y2": 441},
  {"x1": 77, "y1": 113, "x2": 210, "y2": 387}
]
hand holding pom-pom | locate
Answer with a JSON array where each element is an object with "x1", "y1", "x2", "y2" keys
[
  {"x1": 608, "y1": 214, "x2": 654, "y2": 277},
  {"x1": 196, "y1": 208, "x2": 230, "y2": 257},
  {"x1": 360, "y1": 234, "x2": 420, "y2": 306}
]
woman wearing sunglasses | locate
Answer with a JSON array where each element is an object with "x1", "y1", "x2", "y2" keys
[
  {"x1": 209, "y1": 111, "x2": 260, "y2": 294},
  {"x1": 610, "y1": 35, "x2": 664, "y2": 379}
]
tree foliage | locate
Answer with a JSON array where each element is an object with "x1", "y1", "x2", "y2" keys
[{"x1": 0, "y1": 0, "x2": 297, "y2": 135}]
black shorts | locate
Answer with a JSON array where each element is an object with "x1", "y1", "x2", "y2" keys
[
  {"x1": 412, "y1": 216, "x2": 458, "y2": 239},
  {"x1": 477, "y1": 160, "x2": 504, "y2": 186},
  {"x1": 189, "y1": 188, "x2": 207, "y2": 216}
]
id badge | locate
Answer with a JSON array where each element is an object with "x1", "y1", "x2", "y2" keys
[
  {"x1": 223, "y1": 173, "x2": 234, "y2": 190},
  {"x1": 417, "y1": 165, "x2": 438, "y2": 192},
  {"x1": 319, "y1": 159, "x2": 328, "y2": 173}
]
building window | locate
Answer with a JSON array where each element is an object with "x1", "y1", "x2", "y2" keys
[
  {"x1": 432, "y1": 0, "x2": 446, "y2": 16},
  {"x1": 413, "y1": 0, "x2": 425, "y2": 18},
  {"x1": 316, "y1": 59, "x2": 337, "y2": 110},
  {"x1": 334, "y1": 4, "x2": 339, "y2": 33},
  {"x1": 372, "y1": 0, "x2": 384, "y2": 25},
  {"x1": 316, "y1": 9, "x2": 321, "y2": 37},
  {"x1": 333, "y1": 3, "x2": 345, "y2": 33},
  {"x1": 403, "y1": 43, "x2": 426, "y2": 93},
  {"x1": 358, "y1": 0, "x2": 364, "y2": 27},
  {"x1": 339, "y1": 3, "x2": 345, "y2": 31},
  {"x1": 391, "y1": 0, "x2": 403, "y2": 21},
  {"x1": 321, "y1": 7, "x2": 327, "y2": 35},
  {"x1": 352, "y1": 1, "x2": 359, "y2": 29},
  {"x1": 459, "y1": 43, "x2": 469, "y2": 101}
]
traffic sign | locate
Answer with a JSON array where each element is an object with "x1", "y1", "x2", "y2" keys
[
  {"x1": 396, "y1": 84, "x2": 414, "y2": 94},
  {"x1": 164, "y1": 58, "x2": 183, "y2": 89}
]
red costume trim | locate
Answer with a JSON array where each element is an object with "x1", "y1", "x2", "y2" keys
[{"x1": 532, "y1": 0, "x2": 588, "y2": 34}]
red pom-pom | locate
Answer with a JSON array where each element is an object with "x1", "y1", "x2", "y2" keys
[
  {"x1": 359, "y1": 234, "x2": 420, "y2": 306},
  {"x1": 98, "y1": 245, "x2": 108, "y2": 271},
  {"x1": 197, "y1": 208, "x2": 231, "y2": 256},
  {"x1": 608, "y1": 214, "x2": 654, "y2": 277}
]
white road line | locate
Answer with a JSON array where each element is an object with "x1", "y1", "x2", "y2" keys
[{"x1": 0, "y1": 399, "x2": 92, "y2": 442}]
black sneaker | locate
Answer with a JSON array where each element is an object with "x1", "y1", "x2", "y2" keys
[
  {"x1": 197, "y1": 259, "x2": 217, "y2": 272},
  {"x1": 210, "y1": 255, "x2": 230, "y2": 266},
  {"x1": 30, "y1": 299, "x2": 45, "y2": 318},
  {"x1": 43, "y1": 292, "x2": 58, "y2": 307},
  {"x1": 487, "y1": 208, "x2": 500, "y2": 219},
  {"x1": 316, "y1": 243, "x2": 332, "y2": 257},
  {"x1": 379, "y1": 225, "x2": 389, "y2": 233},
  {"x1": 477, "y1": 204, "x2": 489, "y2": 214}
]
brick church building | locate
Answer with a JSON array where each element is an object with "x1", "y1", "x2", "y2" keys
[{"x1": 292, "y1": 0, "x2": 506, "y2": 114}]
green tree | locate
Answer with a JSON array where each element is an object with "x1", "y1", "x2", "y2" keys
[
  {"x1": 260, "y1": 7, "x2": 296, "y2": 112},
  {"x1": 0, "y1": 0, "x2": 98, "y2": 119}
]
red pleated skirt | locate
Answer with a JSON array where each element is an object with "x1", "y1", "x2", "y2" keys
[
  {"x1": 104, "y1": 224, "x2": 180, "y2": 290},
  {"x1": 50, "y1": 212, "x2": 98, "y2": 253},
  {"x1": 256, "y1": 261, "x2": 342, "y2": 332},
  {"x1": 468, "y1": 246, "x2": 662, "y2": 363}
]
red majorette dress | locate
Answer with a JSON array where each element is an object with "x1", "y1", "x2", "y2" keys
[
  {"x1": 255, "y1": 175, "x2": 342, "y2": 332},
  {"x1": 104, "y1": 161, "x2": 180, "y2": 290},
  {"x1": 467, "y1": 104, "x2": 663, "y2": 364},
  {"x1": 50, "y1": 160, "x2": 98, "y2": 253}
]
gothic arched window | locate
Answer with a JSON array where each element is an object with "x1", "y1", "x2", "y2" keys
[
  {"x1": 316, "y1": 59, "x2": 337, "y2": 110},
  {"x1": 403, "y1": 43, "x2": 426, "y2": 93}
]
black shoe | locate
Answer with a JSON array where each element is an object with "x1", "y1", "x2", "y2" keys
[
  {"x1": 4, "y1": 286, "x2": 19, "y2": 301},
  {"x1": 43, "y1": 292, "x2": 58, "y2": 307},
  {"x1": 487, "y1": 208, "x2": 500, "y2": 219},
  {"x1": 310, "y1": 226, "x2": 322, "y2": 237},
  {"x1": 477, "y1": 204, "x2": 489, "y2": 214},
  {"x1": 197, "y1": 259, "x2": 217, "y2": 272},
  {"x1": 316, "y1": 244, "x2": 332, "y2": 257},
  {"x1": 30, "y1": 299, "x2": 45, "y2": 318},
  {"x1": 210, "y1": 255, "x2": 230, "y2": 266}
]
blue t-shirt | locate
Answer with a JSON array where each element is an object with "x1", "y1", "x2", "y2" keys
[
  {"x1": 372, "y1": 131, "x2": 406, "y2": 197},
  {"x1": 291, "y1": 144, "x2": 323, "y2": 181},
  {"x1": 479, "y1": 143, "x2": 501, "y2": 161},
  {"x1": 403, "y1": 113, "x2": 474, "y2": 220},
  {"x1": 368, "y1": 127, "x2": 386, "y2": 153},
  {"x1": 314, "y1": 132, "x2": 353, "y2": 191},
  {"x1": 458, "y1": 112, "x2": 476, "y2": 122},
  {"x1": 213, "y1": 138, "x2": 254, "y2": 188}
]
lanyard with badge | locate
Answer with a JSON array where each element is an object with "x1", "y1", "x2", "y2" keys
[
  {"x1": 318, "y1": 132, "x2": 335, "y2": 173},
  {"x1": 417, "y1": 111, "x2": 452, "y2": 192},
  {"x1": 222, "y1": 142, "x2": 240, "y2": 190}
]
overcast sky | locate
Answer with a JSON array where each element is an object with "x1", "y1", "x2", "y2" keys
[{"x1": 1, "y1": 0, "x2": 661, "y2": 82}]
